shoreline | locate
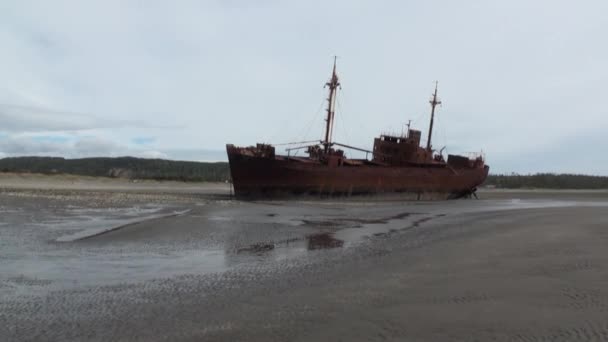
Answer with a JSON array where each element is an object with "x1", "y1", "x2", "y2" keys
[
  {"x1": 0, "y1": 172, "x2": 231, "y2": 194},
  {"x1": 2, "y1": 172, "x2": 607, "y2": 203}
]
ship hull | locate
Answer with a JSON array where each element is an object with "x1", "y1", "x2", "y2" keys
[{"x1": 227, "y1": 147, "x2": 489, "y2": 200}]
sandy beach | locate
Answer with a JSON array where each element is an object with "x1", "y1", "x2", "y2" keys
[{"x1": 2, "y1": 173, "x2": 608, "y2": 341}]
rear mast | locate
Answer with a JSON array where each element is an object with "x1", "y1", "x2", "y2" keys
[
  {"x1": 323, "y1": 57, "x2": 340, "y2": 153},
  {"x1": 426, "y1": 81, "x2": 441, "y2": 151}
]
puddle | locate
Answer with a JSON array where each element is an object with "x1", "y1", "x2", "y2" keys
[
  {"x1": 233, "y1": 212, "x2": 433, "y2": 261},
  {"x1": 307, "y1": 232, "x2": 344, "y2": 250},
  {"x1": 2, "y1": 249, "x2": 227, "y2": 297},
  {"x1": 55, "y1": 209, "x2": 191, "y2": 242},
  {"x1": 237, "y1": 242, "x2": 276, "y2": 254},
  {"x1": 236, "y1": 232, "x2": 346, "y2": 255}
]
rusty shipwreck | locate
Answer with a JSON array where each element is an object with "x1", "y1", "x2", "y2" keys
[{"x1": 226, "y1": 60, "x2": 489, "y2": 199}]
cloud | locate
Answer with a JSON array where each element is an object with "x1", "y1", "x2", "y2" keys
[
  {"x1": 31, "y1": 135, "x2": 71, "y2": 143},
  {"x1": 0, "y1": 133, "x2": 223, "y2": 161},
  {"x1": 0, "y1": 134, "x2": 166, "y2": 159},
  {"x1": 0, "y1": 1, "x2": 607, "y2": 173},
  {"x1": 72, "y1": 137, "x2": 122, "y2": 156},
  {"x1": 138, "y1": 150, "x2": 168, "y2": 159},
  {"x1": 488, "y1": 127, "x2": 608, "y2": 175},
  {"x1": 132, "y1": 137, "x2": 156, "y2": 145},
  {"x1": 0, "y1": 135, "x2": 67, "y2": 155},
  {"x1": 0, "y1": 104, "x2": 166, "y2": 133}
]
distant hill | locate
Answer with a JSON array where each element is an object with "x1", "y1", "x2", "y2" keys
[
  {"x1": 1, "y1": 157, "x2": 607, "y2": 188},
  {"x1": 484, "y1": 173, "x2": 608, "y2": 190},
  {"x1": 0, "y1": 156, "x2": 230, "y2": 182}
]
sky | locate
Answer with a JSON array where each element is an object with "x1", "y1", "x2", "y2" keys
[{"x1": 1, "y1": 0, "x2": 607, "y2": 174}]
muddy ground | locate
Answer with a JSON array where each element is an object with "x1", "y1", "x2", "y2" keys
[{"x1": 1, "y1": 175, "x2": 608, "y2": 341}]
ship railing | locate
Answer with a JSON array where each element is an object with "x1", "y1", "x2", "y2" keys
[
  {"x1": 380, "y1": 131, "x2": 408, "y2": 139},
  {"x1": 285, "y1": 142, "x2": 323, "y2": 159},
  {"x1": 274, "y1": 140, "x2": 321, "y2": 147},
  {"x1": 282, "y1": 141, "x2": 390, "y2": 161},
  {"x1": 330, "y1": 142, "x2": 391, "y2": 161},
  {"x1": 285, "y1": 144, "x2": 321, "y2": 152},
  {"x1": 463, "y1": 151, "x2": 485, "y2": 161}
]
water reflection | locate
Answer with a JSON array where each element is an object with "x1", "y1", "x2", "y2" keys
[
  {"x1": 306, "y1": 232, "x2": 344, "y2": 250},
  {"x1": 237, "y1": 242, "x2": 275, "y2": 254}
]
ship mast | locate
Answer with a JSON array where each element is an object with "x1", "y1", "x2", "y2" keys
[
  {"x1": 426, "y1": 81, "x2": 441, "y2": 151},
  {"x1": 323, "y1": 57, "x2": 340, "y2": 153}
]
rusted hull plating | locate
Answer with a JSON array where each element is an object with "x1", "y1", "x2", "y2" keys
[{"x1": 227, "y1": 146, "x2": 489, "y2": 200}]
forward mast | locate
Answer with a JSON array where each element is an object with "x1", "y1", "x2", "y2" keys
[
  {"x1": 426, "y1": 81, "x2": 441, "y2": 151},
  {"x1": 323, "y1": 57, "x2": 341, "y2": 153}
]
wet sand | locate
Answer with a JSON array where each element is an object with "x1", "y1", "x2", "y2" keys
[{"x1": 2, "y1": 175, "x2": 608, "y2": 341}]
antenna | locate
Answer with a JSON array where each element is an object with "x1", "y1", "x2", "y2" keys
[{"x1": 402, "y1": 120, "x2": 411, "y2": 138}]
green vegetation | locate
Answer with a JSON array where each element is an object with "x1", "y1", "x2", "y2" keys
[
  {"x1": 1, "y1": 157, "x2": 607, "y2": 188},
  {"x1": 0, "y1": 156, "x2": 230, "y2": 182},
  {"x1": 484, "y1": 173, "x2": 608, "y2": 189}
]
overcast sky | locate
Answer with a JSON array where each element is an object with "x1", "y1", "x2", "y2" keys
[{"x1": 1, "y1": 1, "x2": 607, "y2": 174}]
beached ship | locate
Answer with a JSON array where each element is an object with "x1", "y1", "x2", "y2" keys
[{"x1": 226, "y1": 59, "x2": 489, "y2": 199}]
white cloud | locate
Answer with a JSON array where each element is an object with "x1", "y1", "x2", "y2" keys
[
  {"x1": 0, "y1": 133, "x2": 222, "y2": 161},
  {"x1": 0, "y1": 134, "x2": 159, "y2": 159},
  {"x1": 138, "y1": 150, "x2": 168, "y2": 159},
  {"x1": 0, "y1": 1, "x2": 607, "y2": 173},
  {"x1": 0, "y1": 104, "x2": 174, "y2": 133}
]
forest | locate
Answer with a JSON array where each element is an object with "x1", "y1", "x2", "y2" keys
[
  {"x1": 0, "y1": 156, "x2": 230, "y2": 182},
  {"x1": 1, "y1": 157, "x2": 607, "y2": 189}
]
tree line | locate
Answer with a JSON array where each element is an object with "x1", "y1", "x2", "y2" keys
[
  {"x1": 0, "y1": 156, "x2": 231, "y2": 182},
  {"x1": 484, "y1": 173, "x2": 608, "y2": 189},
  {"x1": 1, "y1": 157, "x2": 607, "y2": 188}
]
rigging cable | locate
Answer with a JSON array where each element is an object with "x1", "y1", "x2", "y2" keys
[
  {"x1": 298, "y1": 94, "x2": 327, "y2": 143},
  {"x1": 268, "y1": 88, "x2": 326, "y2": 144},
  {"x1": 335, "y1": 95, "x2": 352, "y2": 147},
  {"x1": 274, "y1": 140, "x2": 320, "y2": 146}
]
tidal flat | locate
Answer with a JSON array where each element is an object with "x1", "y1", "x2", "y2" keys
[{"x1": 2, "y1": 175, "x2": 608, "y2": 341}]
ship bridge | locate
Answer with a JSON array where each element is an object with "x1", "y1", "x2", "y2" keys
[{"x1": 372, "y1": 129, "x2": 437, "y2": 166}]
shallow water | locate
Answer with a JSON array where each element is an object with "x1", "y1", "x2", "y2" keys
[
  {"x1": 3, "y1": 189, "x2": 608, "y2": 341},
  {"x1": 2, "y1": 191, "x2": 607, "y2": 298}
]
